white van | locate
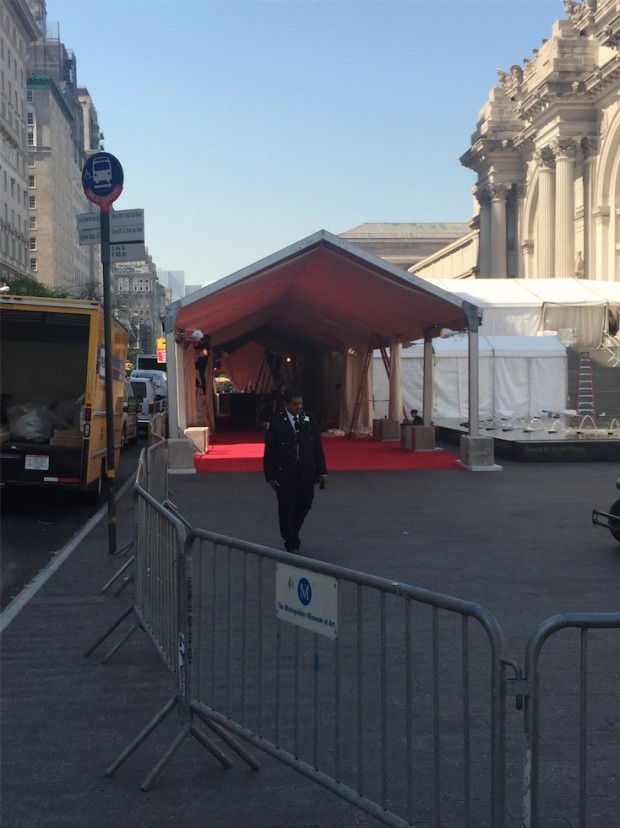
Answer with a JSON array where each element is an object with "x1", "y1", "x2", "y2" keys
[
  {"x1": 130, "y1": 369, "x2": 167, "y2": 409},
  {"x1": 129, "y1": 376, "x2": 158, "y2": 432}
]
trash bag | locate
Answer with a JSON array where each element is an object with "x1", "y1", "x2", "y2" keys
[{"x1": 7, "y1": 403, "x2": 54, "y2": 442}]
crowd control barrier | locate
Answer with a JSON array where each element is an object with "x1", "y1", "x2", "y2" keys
[
  {"x1": 89, "y1": 446, "x2": 619, "y2": 825},
  {"x1": 520, "y1": 613, "x2": 620, "y2": 828},
  {"x1": 186, "y1": 530, "x2": 508, "y2": 827},
  {"x1": 99, "y1": 438, "x2": 168, "y2": 597}
]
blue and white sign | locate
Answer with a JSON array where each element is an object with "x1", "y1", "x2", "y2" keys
[
  {"x1": 81, "y1": 152, "x2": 124, "y2": 208},
  {"x1": 275, "y1": 564, "x2": 338, "y2": 639}
]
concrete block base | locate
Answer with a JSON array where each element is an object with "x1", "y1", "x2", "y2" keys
[
  {"x1": 167, "y1": 438, "x2": 197, "y2": 474},
  {"x1": 458, "y1": 435, "x2": 503, "y2": 471},
  {"x1": 184, "y1": 426, "x2": 209, "y2": 454},
  {"x1": 401, "y1": 424, "x2": 435, "y2": 451},
  {"x1": 373, "y1": 419, "x2": 401, "y2": 441}
]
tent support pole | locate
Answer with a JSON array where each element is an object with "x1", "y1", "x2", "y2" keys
[{"x1": 423, "y1": 332, "x2": 433, "y2": 427}]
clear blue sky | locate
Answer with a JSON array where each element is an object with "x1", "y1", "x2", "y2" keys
[{"x1": 47, "y1": 0, "x2": 564, "y2": 285}]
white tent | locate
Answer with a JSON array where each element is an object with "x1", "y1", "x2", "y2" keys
[
  {"x1": 373, "y1": 335, "x2": 567, "y2": 421},
  {"x1": 422, "y1": 278, "x2": 620, "y2": 347}
]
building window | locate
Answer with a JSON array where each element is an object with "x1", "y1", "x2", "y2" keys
[
  {"x1": 27, "y1": 89, "x2": 32, "y2": 102},
  {"x1": 30, "y1": 257, "x2": 37, "y2": 271},
  {"x1": 29, "y1": 216, "x2": 36, "y2": 229},
  {"x1": 28, "y1": 175, "x2": 35, "y2": 188},
  {"x1": 29, "y1": 237, "x2": 36, "y2": 250},
  {"x1": 28, "y1": 195, "x2": 35, "y2": 209},
  {"x1": 27, "y1": 131, "x2": 33, "y2": 146},
  {"x1": 27, "y1": 111, "x2": 33, "y2": 125}
]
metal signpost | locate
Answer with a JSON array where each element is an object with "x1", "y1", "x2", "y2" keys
[{"x1": 81, "y1": 152, "x2": 124, "y2": 554}]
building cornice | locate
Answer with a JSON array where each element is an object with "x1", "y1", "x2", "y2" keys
[
  {"x1": 27, "y1": 74, "x2": 75, "y2": 122},
  {"x1": 8, "y1": 0, "x2": 41, "y2": 43}
]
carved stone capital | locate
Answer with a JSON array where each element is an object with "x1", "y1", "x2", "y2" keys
[
  {"x1": 474, "y1": 186, "x2": 492, "y2": 207},
  {"x1": 534, "y1": 147, "x2": 555, "y2": 169},
  {"x1": 488, "y1": 183, "x2": 508, "y2": 201},
  {"x1": 551, "y1": 137, "x2": 578, "y2": 160},
  {"x1": 581, "y1": 135, "x2": 599, "y2": 157}
]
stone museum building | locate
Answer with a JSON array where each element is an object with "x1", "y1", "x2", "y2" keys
[{"x1": 415, "y1": 0, "x2": 620, "y2": 283}]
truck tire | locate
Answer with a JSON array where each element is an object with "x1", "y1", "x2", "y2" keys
[
  {"x1": 608, "y1": 498, "x2": 620, "y2": 542},
  {"x1": 86, "y1": 464, "x2": 108, "y2": 505}
]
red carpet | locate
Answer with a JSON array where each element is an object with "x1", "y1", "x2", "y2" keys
[{"x1": 193, "y1": 432, "x2": 461, "y2": 473}]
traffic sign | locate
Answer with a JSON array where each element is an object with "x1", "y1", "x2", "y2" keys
[
  {"x1": 77, "y1": 209, "x2": 144, "y2": 245},
  {"x1": 81, "y1": 152, "x2": 123, "y2": 208},
  {"x1": 109, "y1": 242, "x2": 146, "y2": 262}
]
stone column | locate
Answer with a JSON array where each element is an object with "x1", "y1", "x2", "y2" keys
[
  {"x1": 592, "y1": 207, "x2": 610, "y2": 279},
  {"x1": 514, "y1": 184, "x2": 527, "y2": 277},
  {"x1": 553, "y1": 138, "x2": 577, "y2": 277},
  {"x1": 535, "y1": 148, "x2": 555, "y2": 277},
  {"x1": 489, "y1": 184, "x2": 508, "y2": 277},
  {"x1": 475, "y1": 187, "x2": 492, "y2": 277},
  {"x1": 581, "y1": 136, "x2": 598, "y2": 279}
]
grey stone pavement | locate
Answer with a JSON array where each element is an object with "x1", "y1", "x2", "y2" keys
[{"x1": 1, "y1": 449, "x2": 619, "y2": 827}]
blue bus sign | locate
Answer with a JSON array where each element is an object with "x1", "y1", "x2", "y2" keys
[{"x1": 82, "y1": 152, "x2": 123, "y2": 208}]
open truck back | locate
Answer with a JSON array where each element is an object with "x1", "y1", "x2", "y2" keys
[{"x1": 0, "y1": 295, "x2": 129, "y2": 500}]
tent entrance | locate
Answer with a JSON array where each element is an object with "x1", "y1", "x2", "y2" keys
[{"x1": 203, "y1": 338, "x2": 343, "y2": 433}]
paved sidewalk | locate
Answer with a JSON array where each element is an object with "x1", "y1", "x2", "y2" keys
[{"x1": 1, "y1": 456, "x2": 619, "y2": 827}]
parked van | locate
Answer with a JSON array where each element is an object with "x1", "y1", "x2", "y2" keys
[
  {"x1": 121, "y1": 380, "x2": 139, "y2": 448},
  {"x1": 130, "y1": 369, "x2": 167, "y2": 408},
  {"x1": 129, "y1": 376, "x2": 157, "y2": 433}
]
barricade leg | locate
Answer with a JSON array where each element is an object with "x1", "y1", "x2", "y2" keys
[
  {"x1": 105, "y1": 695, "x2": 178, "y2": 779},
  {"x1": 192, "y1": 701, "x2": 261, "y2": 770},
  {"x1": 140, "y1": 723, "x2": 192, "y2": 792},
  {"x1": 83, "y1": 605, "x2": 133, "y2": 657},
  {"x1": 189, "y1": 725, "x2": 234, "y2": 768},
  {"x1": 105, "y1": 695, "x2": 239, "y2": 790},
  {"x1": 100, "y1": 553, "x2": 134, "y2": 595}
]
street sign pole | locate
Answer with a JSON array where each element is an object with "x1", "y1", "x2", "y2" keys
[
  {"x1": 100, "y1": 207, "x2": 117, "y2": 554},
  {"x1": 81, "y1": 152, "x2": 124, "y2": 555}
]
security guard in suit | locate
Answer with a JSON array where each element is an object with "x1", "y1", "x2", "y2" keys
[{"x1": 264, "y1": 389, "x2": 328, "y2": 553}]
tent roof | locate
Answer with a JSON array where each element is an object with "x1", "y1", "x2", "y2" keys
[
  {"x1": 171, "y1": 230, "x2": 474, "y2": 353},
  {"x1": 424, "y1": 278, "x2": 620, "y2": 308}
]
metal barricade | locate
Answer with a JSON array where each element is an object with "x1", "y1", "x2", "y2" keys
[
  {"x1": 86, "y1": 477, "x2": 186, "y2": 668},
  {"x1": 145, "y1": 434, "x2": 168, "y2": 505},
  {"x1": 185, "y1": 530, "x2": 509, "y2": 828},
  {"x1": 521, "y1": 613, "x2": 620, "y2": 828},
  {"x1": 100, "y1": 442, "x2": 168, "y2": 596},
  {"x1": 97, "y1": 487, "x2": 260, "y2": 791}
]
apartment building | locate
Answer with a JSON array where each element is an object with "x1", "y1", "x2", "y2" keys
[{"x1": 0, "y1": 0, "x2": 39, "y2": 285}]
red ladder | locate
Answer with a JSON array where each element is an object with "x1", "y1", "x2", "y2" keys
[{"x1": 575, "y1": 351, "x2": 596, "y2": 418}]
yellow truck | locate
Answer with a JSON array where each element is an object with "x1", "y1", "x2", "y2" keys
[{"x1": 0, "y1": 295, "x2": 129, "y2": 500}]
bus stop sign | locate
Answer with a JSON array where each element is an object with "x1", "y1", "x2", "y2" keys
[{"x1": 82, "y1": 152, "x2": 124, "y2": 209}]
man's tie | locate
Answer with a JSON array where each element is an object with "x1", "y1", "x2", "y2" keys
[{"x1": 294, "y1": 415, "x2": 300, "y2": 459}]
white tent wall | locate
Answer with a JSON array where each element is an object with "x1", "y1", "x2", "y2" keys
[
  {"x1": 432, "y1": 337, "x2": 494, "y2": 420},
  {"x1": 372, "y1": 335, "x2": 567, "y2": 423}
]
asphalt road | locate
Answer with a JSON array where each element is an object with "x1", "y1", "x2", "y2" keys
[{"x1": 0, "y1": 442, "x2": 141, "y2": 611}]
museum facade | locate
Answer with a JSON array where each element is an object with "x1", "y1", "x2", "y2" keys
[{"x1": 415, "y1": 0, "x2": 620, "y2": 283}]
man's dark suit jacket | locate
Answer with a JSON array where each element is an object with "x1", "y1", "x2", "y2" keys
[{"x1": 264, "y1": 409, "x2": 327, "y2": 487}]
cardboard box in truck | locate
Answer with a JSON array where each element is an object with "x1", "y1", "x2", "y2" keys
[{"x1": 0, "y1": 295, "x2": 129, "y2": 500}]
